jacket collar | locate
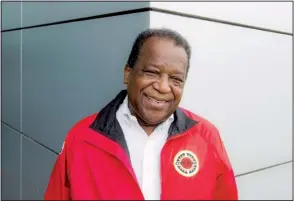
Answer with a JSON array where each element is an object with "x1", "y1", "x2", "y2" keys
[{"x1": 89, "y1": 90, "x2": 197, "y2": 152}]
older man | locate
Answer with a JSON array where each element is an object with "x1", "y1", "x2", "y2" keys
[{"x1": 45, "y1": 28, "x2": 238, "y2": 200}]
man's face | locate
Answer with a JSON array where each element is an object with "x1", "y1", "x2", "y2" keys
[{"x1": 124, "y1": 37, "x2": 188, "y2": 125}]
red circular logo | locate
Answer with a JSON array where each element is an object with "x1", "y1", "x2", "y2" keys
[
  {"x1": 174, "y1": 150, "x2": 199, "y2": 177},
  {"x1": 180, "y1": 157, "x2": 193, "y2": 169}
]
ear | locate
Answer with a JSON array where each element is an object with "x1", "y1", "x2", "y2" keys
[{"x1": 124, "y1": 65, "x2": 132, "y2": 84}]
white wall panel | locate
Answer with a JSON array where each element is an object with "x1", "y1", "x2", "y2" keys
[
  {"x1": 236, "y1": 162, "x2": 292, "y2": 200},
  {"x1": 151, "y1": 2, "x2": 292, "y2": 33},
  {"x1": 150, "y1": 12, "x2": 292, "y2": 175}
]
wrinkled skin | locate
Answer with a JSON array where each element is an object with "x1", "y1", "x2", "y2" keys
[{"x1": 124, "y1": 37, "x2": 188, "y2": 135}]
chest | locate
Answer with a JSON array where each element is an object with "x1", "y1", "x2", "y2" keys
[{"x1": 69, "y1": 134, "x2": 218, "y2": 200}]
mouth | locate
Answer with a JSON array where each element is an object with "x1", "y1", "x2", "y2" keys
[
  {"x1": 144, "y1": 94, "x2": 169, "y2": 109},
  {"x1": 146, "y1": 96, "x2": 168, "y2": 103}
]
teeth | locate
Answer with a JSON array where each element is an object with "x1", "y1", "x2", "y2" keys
[{"x1": 148, "y1": 96, "x2": 164, "y2": 103}]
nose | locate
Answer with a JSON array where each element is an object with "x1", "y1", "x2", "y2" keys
[{"x1": 153, "y1": 74, "x2": 171, "y2": 94}]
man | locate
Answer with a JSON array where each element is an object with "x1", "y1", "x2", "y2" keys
[{"x1": 44, "y1": 28, "x2": 238, "y2": 200}]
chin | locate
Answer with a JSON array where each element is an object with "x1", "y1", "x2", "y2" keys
[{"x1": 144, "y1": 114, "x2": 168, "y2": 125}]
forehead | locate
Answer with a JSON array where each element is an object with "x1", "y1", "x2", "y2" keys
[{"x1": 139, "y1": 37, "x2": 188, "y2": 69}]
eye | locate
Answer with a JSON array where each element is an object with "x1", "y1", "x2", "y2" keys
[
  {"x1": 171, "y1": 76, "x2": 184, "y2": 86},
  {"x1": 171, "y1": 76, "x2": 183, "y2": 82},
  {"x1": 142, "y1": 70, "x2": 159, "y2": 76}
]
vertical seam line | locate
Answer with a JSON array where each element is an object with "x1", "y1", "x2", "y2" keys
[{"x1": 20, "y1": 2, "x2": 23, "y2": 199}]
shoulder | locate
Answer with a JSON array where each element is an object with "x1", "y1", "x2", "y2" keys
[
  {"x1": 180, "y1": 107, "x2": 219, "y2": 133},
  {"x1": 180, "y1": 107, "x2": 222, "y2": 144},
  {"x1": 63, "y1": 113, "x2": 99, "y2": 146},
  {"x1": 180, "y1": 107, "x2": 230, "y2": 161}
]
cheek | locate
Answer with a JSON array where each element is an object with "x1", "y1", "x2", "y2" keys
[
  {"x1": 171, "y1": 86, "x2": 184, "y2": 102},
  {"x1": 136, "y1": 77, "x2": 154, "y2": 90}
]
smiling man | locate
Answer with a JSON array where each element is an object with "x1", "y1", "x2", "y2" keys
[{"x1": 44, "y1": 28, "x2": 238, "y2": 200}]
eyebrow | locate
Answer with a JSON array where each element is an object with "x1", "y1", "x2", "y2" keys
[{"x1": 146, "y1": 63, "x2": 186, "y2": 76}]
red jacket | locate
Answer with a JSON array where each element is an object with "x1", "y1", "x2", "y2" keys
[{"x1": 44, "y1": 90, "x2": 238, "y2": 200}]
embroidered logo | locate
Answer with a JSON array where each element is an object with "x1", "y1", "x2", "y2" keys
[{"x1": 173, "y1": 150, "x2": 199, "y2": 177}]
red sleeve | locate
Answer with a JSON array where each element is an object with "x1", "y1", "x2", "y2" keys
[
  {"x1": 212, "y1": 128, "x2": 238, "y2": 200},
  {"x1": 44, "y1": 140, "x2": 71, "y2": 200}
]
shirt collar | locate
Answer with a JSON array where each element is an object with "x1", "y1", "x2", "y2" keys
[{"x1": 120, "y1": 96, "x2": 174, "y2": 128}]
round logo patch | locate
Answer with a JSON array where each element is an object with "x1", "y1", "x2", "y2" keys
[{"x1": 173, "y1": 150, "x2": 199, "y2": 177}]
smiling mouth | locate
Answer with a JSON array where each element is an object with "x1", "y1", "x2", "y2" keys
[{"x1": 146, "y1": 95, "x2": 168, "y2": 104}]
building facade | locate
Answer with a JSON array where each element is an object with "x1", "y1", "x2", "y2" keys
[{"x1": 1, "y1": 2, "x2": 292, "y2": 200}]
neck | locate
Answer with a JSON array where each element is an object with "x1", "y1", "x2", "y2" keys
[
  {"x1": 137, "y1": 118, "x2": 157, "y2": 135},
  {"x1": 127, "y1": 101, "x2": 159, "y2": 135}
]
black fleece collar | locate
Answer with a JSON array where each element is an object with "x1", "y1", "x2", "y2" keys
[{"x1": 89, "y1": 90, "x2": 197, "y2": 155}]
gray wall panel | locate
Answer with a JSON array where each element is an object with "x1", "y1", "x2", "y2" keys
[
  {"x1": 22, "y1": 137, "x2": 57, "y2": 200},
  {"x1": 22, "y1": 2, "x2": 149, "y2": 27},
  {"x1": 1, "y1": 123, "x2": 21, "y2": 200},
  {"x1": 2, "y1": 32, "x2": 21, "y2": 131},
  {"x1": 2, "y1": 2, "x2": 21, "y2": 30},
  {"x1": 22, "y1": 13, "x2": 150, "y2": 152}
]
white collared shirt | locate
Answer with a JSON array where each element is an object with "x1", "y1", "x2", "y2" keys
[{"x1": 116, "y1": 96, "x2": 174, "y2": 200}]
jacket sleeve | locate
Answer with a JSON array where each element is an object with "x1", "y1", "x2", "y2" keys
[
  {"x1": 44, "y1": 140, "x2": 71, "y2": 200},
  {"x1": 212, "y1": 129, "x2": 238, "y2": 200}
]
